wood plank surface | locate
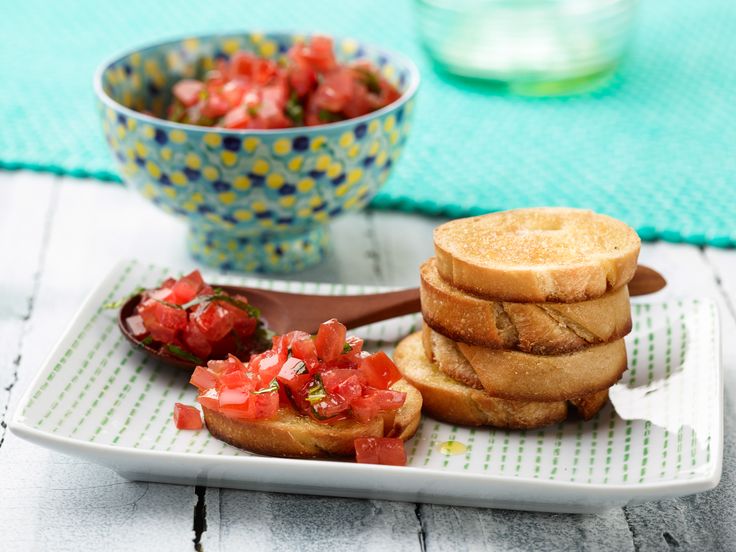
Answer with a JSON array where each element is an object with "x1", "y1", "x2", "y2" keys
[{"x1": 0, "y1": 177, "x2": 199, "y2": 551}]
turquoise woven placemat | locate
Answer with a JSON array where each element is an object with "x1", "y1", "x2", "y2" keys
[{"x1": 1, "y1": 0, "x2": 734, "y2": 246}]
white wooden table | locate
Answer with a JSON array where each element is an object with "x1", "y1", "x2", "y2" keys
[{"x1": 1, "y1": 171, "x2": 735, "y2": 551}]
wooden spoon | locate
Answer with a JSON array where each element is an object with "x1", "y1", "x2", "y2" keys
[{"x1": 119, "y1": 264, "x2": 666, "y2": 370}]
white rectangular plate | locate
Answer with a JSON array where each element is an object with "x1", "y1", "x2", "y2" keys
[{"x1": 10, "y1": 260, "x2": 723, "y2": 513}]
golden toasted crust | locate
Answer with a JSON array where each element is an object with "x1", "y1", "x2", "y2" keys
[
  {"x1": 396, "y1": 332, "x2": 570, "y2": 429},
  {"x1": 202, "y1": 379, "x2": 422, "y2": 459},
  {"x1": 424, "y1": 324, "x2": 622, "y2": 403},
  {"x1": 570, "y1": 388, "x2": 610, "y2": 421},
  {"x1": 422, "y1": 324, "x2": 484, "y2": 389},
  {"x1": 421, "y1": 258, "x2": 632, "y2": 354},
  {"x1": 456, "y1": 335, "x2": 627, "y2": 402},
  {"x1": 434, "y1": 208, "x2": 641, "y2": 303}
]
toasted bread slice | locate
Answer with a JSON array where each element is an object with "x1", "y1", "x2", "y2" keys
[
  {"x1": 202, "y1": 379, "x2": 422, "y2": 459},
  {"x1": 452, "y1": 331, "x2": 627, "y2": 402},
  {"x1": 570, "y1": 388, "x2": 610, "y2": 420},
  {"x1": 421, "y1": 258, "x2": 632, "y2": 354},
  {"x1": 434, "y1": 208, "x2": 641, "y2": 303},
  {"x1": 421, "y1": 323, "x2": 484, "y2": 389},
  {"x1": 396, "y1": 332, "x2": 569, "y2": 428},
  {"x1": 423, "y1": 325, "x2": 617, "y2": 410}
]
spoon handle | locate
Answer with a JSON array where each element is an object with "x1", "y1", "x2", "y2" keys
[{"x1": 319, "y1": 288, "x2": 421, "y2": 331}]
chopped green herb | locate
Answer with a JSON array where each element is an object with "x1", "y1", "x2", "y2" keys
[
  {"x1": 166, "y1": 344, "x2": 204, "y2": 365},
  {"x1": 342, "y1": 342, "x2": 353, "y2": 354},
  {"x1": 140, "y1": 335, "x2": 154, "y2": 346},
  {"x1": 154, "y1": 298, "x2": 183, "y2": 310},
  {"x1": 355, "y1": 67, "x2": 381, "y2": 94},
  {"x1": 181, "y1": 292, "x2": 261, "y2": 318},
  {"x1": 102, "y1": 287, "x2": 145, "y2": 309},
  {"x1": 247, "y1": 105, "x2": 260, "y2": 117},
  {"x1": 180, "y1": 295, "x2": 210, "y2": 310},
  {"x1": 317, "y1": 109, "x2": 342, "y2": 123},
  {"x1": 252, "y1": 378, "x2": 279, "y2": 394},
  {"x1": 285, "y1": 92, "x2": 304, "y2": 125},
  {"x1": 292, "y1": 360, "x2": 308, "y2": 375},
  {"x1": 306, "y1": 374, "x2": 327, "y2": 404}
]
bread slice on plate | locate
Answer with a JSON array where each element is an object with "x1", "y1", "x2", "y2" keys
[
  {"x1": 395, "y1": 332, "x2": 608, "y2": 429},
  {"x1": 454, "y1": 333, "x2": 627, "y2": 402},
  {"x1": 433, "y1": 208, "x2": 641, "y2": 303},
  {"x1": 423, "y1": 325, "x2": 619, "y2": 405},
  {"x1": 569, "y1": 389, "x2": 610, "y2": 420},
  {"x1": 203, "y1": 379, "x2": 422, "y2": 459},
  {"x1": 421, "y1": 257, "x2": 632, "y2": 354}
]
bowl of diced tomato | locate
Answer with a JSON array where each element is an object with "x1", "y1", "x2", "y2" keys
[{"x1": 94, "y1": 33, "x2": 419, "y2": 273}]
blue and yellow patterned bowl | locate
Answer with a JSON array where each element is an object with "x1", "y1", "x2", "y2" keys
[{"x1": 94, "y1": 32, "x2": 419, "y2": 273}]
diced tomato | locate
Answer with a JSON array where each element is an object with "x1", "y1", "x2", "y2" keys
[
  {"x1": 351, "y1": 387, "x2": 406, "y2": 423},
  {"x1": 350, "y1": 394, "x2": 381, "y2": 423},
  {"x1": 354, "y1": 437, "x2": 406, "y2": 466},
  {"x1": 290, "y1": 337, "x2": 319, "y2": 371},
  {"x1": 168, "y1": 270, "x2": 204, "y2": 304},
  {"x1": 219, "y1": 387, "x2": 249, "y2": 408},
  {"x1": 292, "y1": 35, "x2": 336, "y2": 73},
  {"x1": 362, "y1": 387, "x2": 406, "y2": 410},
  {"x1": 125, "y1": 315, "x2": 148, "y2": 338},
  {"x1": 223, "y1": 107, "x2": 250, "y2": 129},
  {"x1": 219, "y1": 369, "x2": 253, "y2": 390},
  {"x1": 207, "y1": 354, "x2": 244, "y2": 375},
  {"x1": 248, "y1": 391, "x2": 280, "y2": 419},
  {"x1": 147, "y1": 287, "x2": 174, "y2": 302},
  {"x1": 288, "y1": 63, "x2": 317, "y2": 97},
  {"x1": 345, "y1": 335, "x2": 364, "y2": 355},
  {"x1": 197, "y1": 387, "x2": 220, "y2": 410},
  {"x1": 183, "y1": 319, "x2": 212, "y2": 360},
  {"x1": 201, "y1": 94, "x2": 230, "y2": 118},
  {"x1": 334, "y1": 374, "x2": 363, "y2": 404},
  {"x1": 311, "y1": 394, "x2": 350, "y2": 419},
  {"x1": 249, "y1": 349, "x2": 283, "y2": 386},
  {"x1": 192, "y1": 302, "x2": 234, "y2": 342},
  {"x1": 342, "y1": 79, "x2": 374, "y2": 120},
  {"x1": 137, "y1": 272, "x2": 266, "y2": 365},
  {"x1": 272, "y1": 330, "x2": 311, "y2": 358},
  {"x1": 252, "y1": 58, "x2": 278, "y2": 85},
  {"x1": 311, "y1": 68, "x2": 354, "y2": 113},
  {"x1": 276, "y1": 357, "x2": 312, "y2": 394},
  {"x1": 230, "y1": 51, "x2": 256, "y2": 78},
  {"x1": 321, "y1": 369, "x2": 361, "y2": 393},
  {"x1": 138, "y1": 299, "x2": 187, "y2": 343},
  {"x1": 321, "y1": 353, "x2": 360, "y2": 372},
  {"x1": 221, "y1": 80, "x2": 247, "y2": 107},
  {"x1": 359, "y1": 352, "x2": 402, "y2": 389},
  {"x1": 173, "y1": 80, "x2": 204, "y2": 107},
  {"x1": 315, "y1": 319, "x2": 347, "y2": 362},
  {"x1": 173, "y1": 403, "x2": 203, "y2": 430},
  {"x1": 165, "y1": 36, "x2": 401, "y2": 129},
  {"x1": 216, "y1": 299, "x2": 257, "y2": 338},
  {"x1": 190, "y1": 366, "x2": 217, "y2": 390}
]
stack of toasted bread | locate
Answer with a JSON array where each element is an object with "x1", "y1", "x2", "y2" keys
[{"x1": 395, "y1": 207, "x2": 641, "y2": 429}]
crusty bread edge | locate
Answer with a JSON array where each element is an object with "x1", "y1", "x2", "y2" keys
[
  {"x1": 433, "y1": 209, "x2": 641, "y2": 303},
  {"x1": 202, "y1": 379, "x2": 422, "y2": 459}
]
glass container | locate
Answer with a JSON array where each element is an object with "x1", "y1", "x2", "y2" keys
[{"x1": 415, "y1": 0, "x2": 639, "y2": 95}]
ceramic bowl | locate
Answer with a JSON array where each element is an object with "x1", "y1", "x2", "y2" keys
[{"x1": 94, "y1": 32, "x2": 419, "y2": 272}]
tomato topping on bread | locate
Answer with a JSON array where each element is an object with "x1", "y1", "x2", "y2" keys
[{"x1": 191, "y1": 319, "x2": 422, "y2": 462}]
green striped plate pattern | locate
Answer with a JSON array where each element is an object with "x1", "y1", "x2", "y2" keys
[{"x1": 14, "y1": 260, "x2": 722, "y2": 490}]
